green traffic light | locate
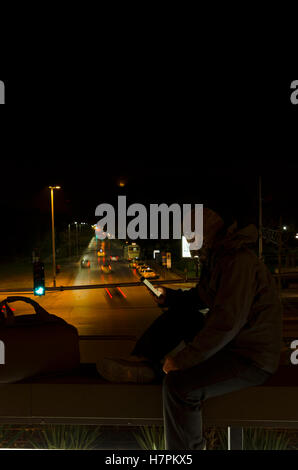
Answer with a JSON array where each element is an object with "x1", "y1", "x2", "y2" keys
[{"x1": 34, "y1": 286, "x2": 45, "y2": 296}]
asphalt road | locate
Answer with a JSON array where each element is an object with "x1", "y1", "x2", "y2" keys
[
  {"x1": 1, "y1": 237, "x2": 298, "y2": 341},
  {"x1": 0, "y1": 238, "x2": 165, "y2": 338}
]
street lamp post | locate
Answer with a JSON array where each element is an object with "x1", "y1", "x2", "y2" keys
[
  {"x1": 49, "y1": 186, "x2": 61, "y2": 287},
  {"x1": 258, "y1": 175, "x2": 263, "y2": 260},
  {"x1": 68, "y1": 223, "x2": 71, "y2": 258},
  {"x1": 75, "y1": 222, "x2": 79, "y2": 257}
]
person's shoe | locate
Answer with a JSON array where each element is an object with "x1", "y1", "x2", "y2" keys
[{"x1": 96, "y1": 356, "x2": 157, "y2": 383}]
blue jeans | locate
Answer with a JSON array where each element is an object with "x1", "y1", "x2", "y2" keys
[{"x1": 163, "y1": 350, "x2": 271, "y2": 450}]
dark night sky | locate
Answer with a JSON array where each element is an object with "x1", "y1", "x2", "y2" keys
[{"x1": 0, "y1": 45, "x2": 297, "y2": 243}]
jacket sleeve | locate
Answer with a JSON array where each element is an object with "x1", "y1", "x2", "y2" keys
[{"x1": 173, "y1": 254, "x2": 255, "y2": 370}]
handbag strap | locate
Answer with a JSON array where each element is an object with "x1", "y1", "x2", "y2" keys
[{"x1": 0, "y1": 296, "x2": 50, "y2": 324}]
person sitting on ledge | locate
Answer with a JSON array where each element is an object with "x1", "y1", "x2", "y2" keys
[{"x1": 97, "y1": 207, "x2": 282, "y2": 451}]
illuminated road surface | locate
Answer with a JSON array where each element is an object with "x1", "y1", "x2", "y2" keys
[{"x1": 0, "y1": 238, "x2": 164, "y2": 338}]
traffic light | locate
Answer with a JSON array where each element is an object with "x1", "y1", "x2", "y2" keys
[{"x1": 33, "y1": 261, "x2": 45, "y2": 296}]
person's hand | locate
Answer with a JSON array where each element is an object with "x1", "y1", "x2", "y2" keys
[
  {"x1": 163, "y1": 356, "x2": 179, "y2": 374},
  {"x1": 149, "y1": 287, "x2": 167, "y2": 306}
]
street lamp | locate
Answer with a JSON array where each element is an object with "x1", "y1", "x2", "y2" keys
[{"x1": 49, "y1": 186, "x2": 61, "y2": 287}]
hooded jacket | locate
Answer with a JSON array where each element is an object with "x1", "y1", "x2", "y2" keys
[{"x1": 166, "y1": 224, "x2": 283, "y2": 374}]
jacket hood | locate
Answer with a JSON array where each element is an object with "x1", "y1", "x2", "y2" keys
[{"x1": 215, "y1": 222, "x2": 258, "y2": 253}]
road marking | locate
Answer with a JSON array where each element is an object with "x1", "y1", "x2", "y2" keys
[{"x1": 1, "y1": 306, "x2": 15, "y2": 312}]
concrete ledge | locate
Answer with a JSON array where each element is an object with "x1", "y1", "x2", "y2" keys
[{"x1": 0, "y1": 365, "x2": 297, "y2": 429}]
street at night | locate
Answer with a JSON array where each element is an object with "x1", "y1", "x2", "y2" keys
[
  {"x1": 1, "y1": 39, "x2": 297, "y2": 459},
  {"x1": 0, "y1": 237, "x2": 188, "y2": 339}
]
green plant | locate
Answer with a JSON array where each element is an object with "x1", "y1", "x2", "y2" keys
[
  {"x1": 217, "y1": 428, "x2": 290, "y2": 450},
  {"x1": 0, "y1": 425, "x2": 25, "y2": 448},
  {"x1": 245, "y1": 429, "x2": 290, "y2": 450},
  {"x1": 204, "y1": 428, "x2": 219, "y2": 450},
  {"x1": 133, "y1": 426, "x2": 166, "y2": 450},
  {"x1": 29, "y1": 425, "x2": 101, "y2": 450}
]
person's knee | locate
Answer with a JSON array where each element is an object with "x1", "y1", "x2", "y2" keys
[{"x1": 163, "y1": 371, "x2": 204, "y2": 404}]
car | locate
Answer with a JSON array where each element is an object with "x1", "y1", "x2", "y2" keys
[
  {"x1": 132, "y1": 259, "x2": 142, "y2": 268},
  {"x1": 81, "y1": 259, "x2": 90, "y2": 268},
  {"x1": 136, "y1": 263, "x2": 147, "y2": 271},
  {"x1": 142, "y1": 268, "x2": 159, "y2": 279},
  {"x1": 97, "y1": 249, "x2": 105, "y2": 257},
  {"x1": 138, "y1": 265, "x2": 149, "y2": 274},
  {"x1": 101, "y1": 264, "x2": 112, "y2": 274},
  {"x1": 110, "y1": 255, "x2": 119, "y2": 261}
]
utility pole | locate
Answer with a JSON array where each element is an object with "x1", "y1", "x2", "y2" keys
[
  {"x1": 79, "y1": 223, "x2": 82, "y2": 253},
  {"x1": 278, "y1": 216, "x2": 283, "y2": 294},
  {"x1": 68, "y1": 224, "x2": 71, "y2": 258},
  {"x1": 75, "y1": 222, "x2": 79, "y2": 257},
  {"x1": 258, "y1": 175, "x2": 263, "y2": 260},
  {"x1": 49, "y1": 186, "x2": 61, "y2": 287}
]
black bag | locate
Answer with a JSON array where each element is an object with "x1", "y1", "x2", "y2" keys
[{"x1": 0, "y1": 296, "x2": 80, "y2": 383}]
